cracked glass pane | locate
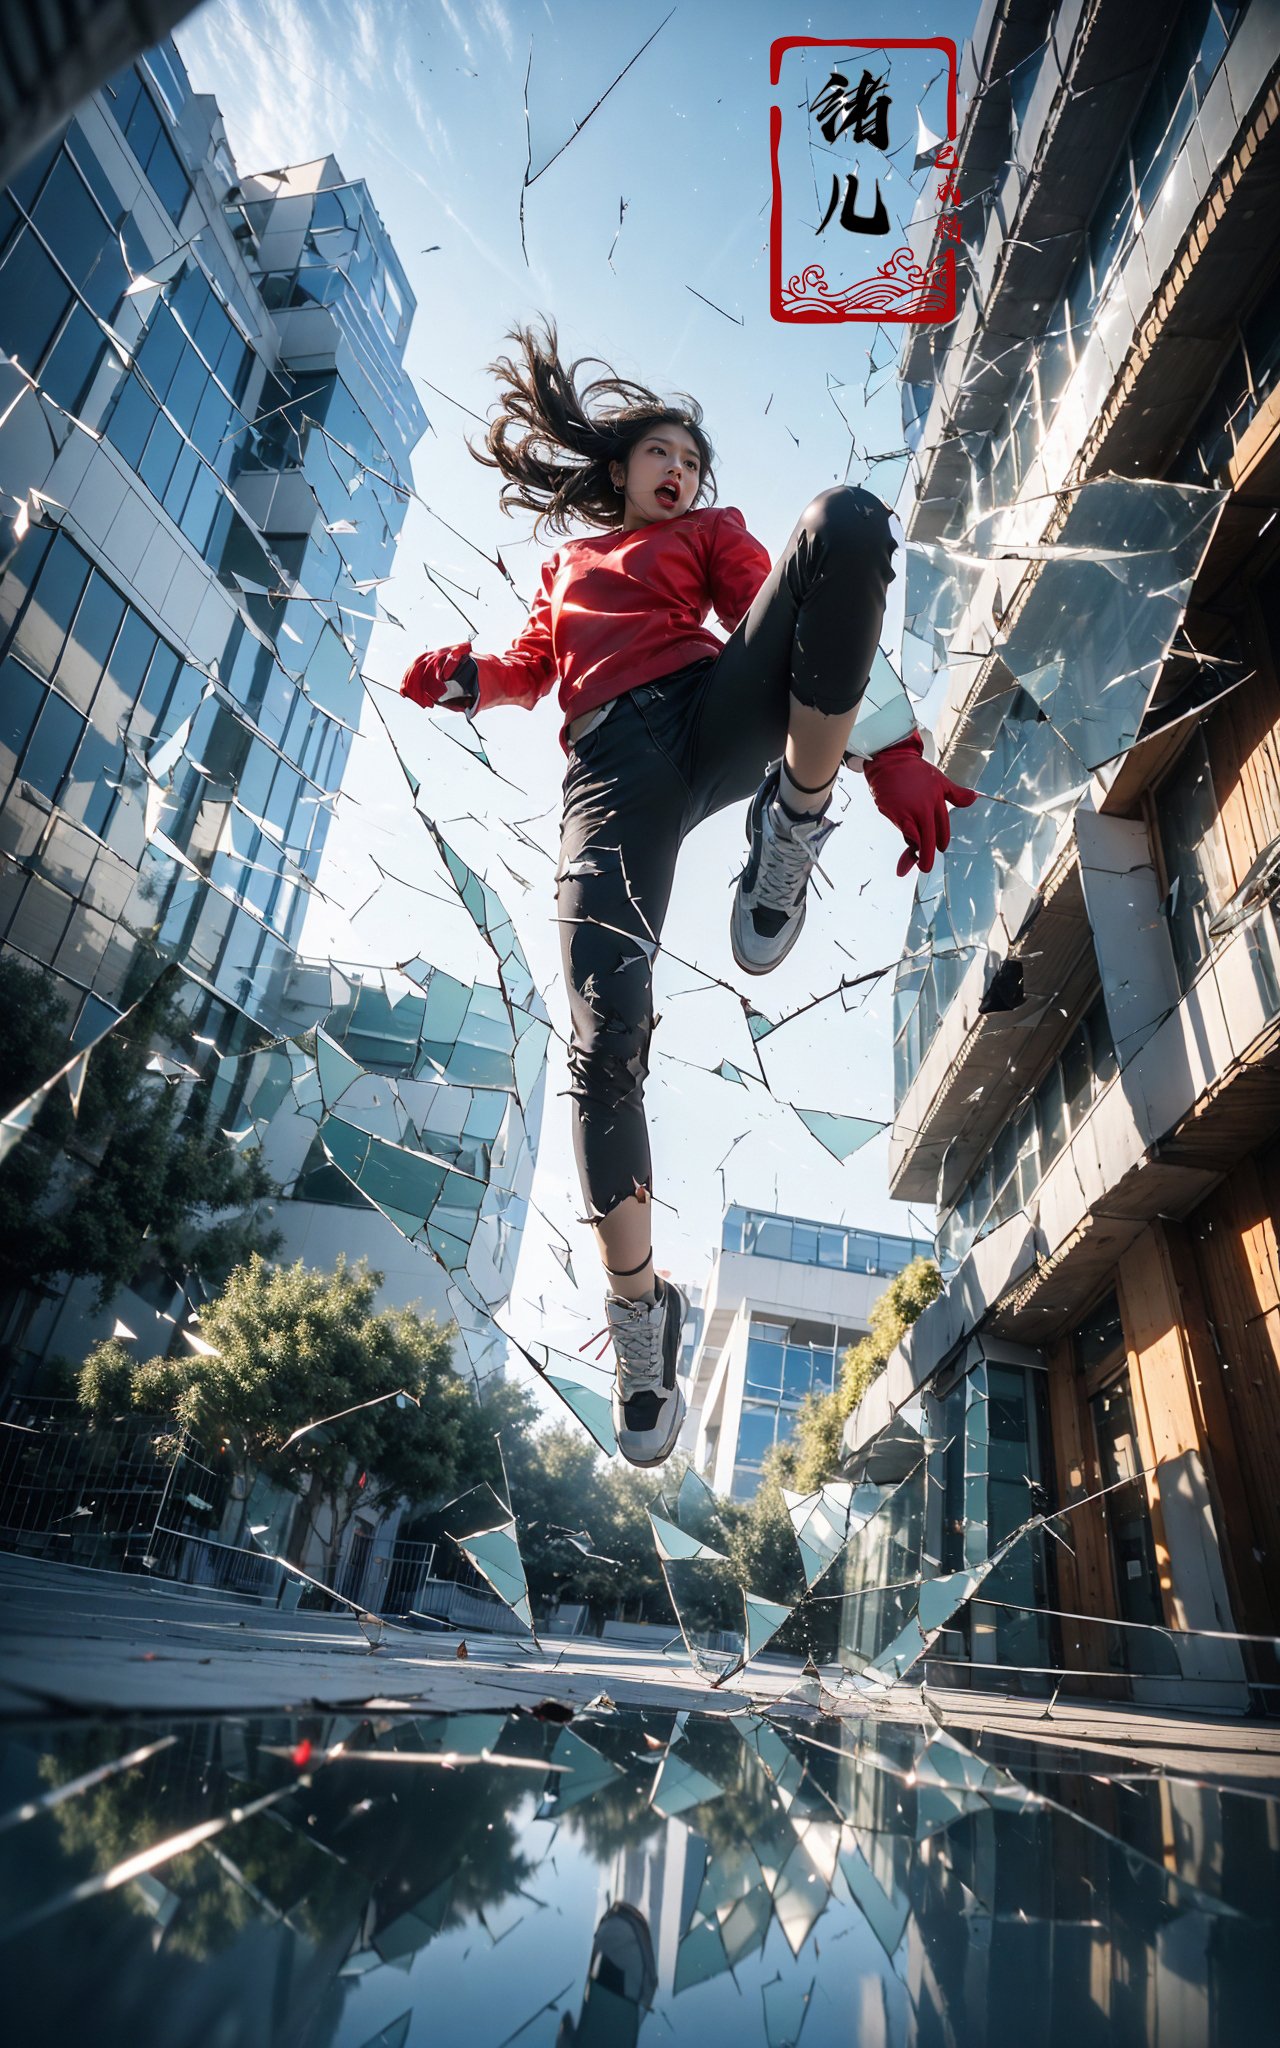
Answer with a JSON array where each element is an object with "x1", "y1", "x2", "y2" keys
[
  {"x1": 420, "y1": 1481, "x2": 535, "y2": 1636},
  {"x1": 3, "y1": 17, "x2": 1280, "y2": 2041},
  {"x1": 894, "y1": 475, "x2": 1227, "y2": 1094},
  {"x1": 0, "y1": 1681, "x2": 1276, "y2": 2041}
]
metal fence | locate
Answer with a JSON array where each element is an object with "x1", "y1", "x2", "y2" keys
[
  {"x1": 383, "y1": 1538, "x2": 441, "y2": 1615},
  {"x1": 0, "y1": 1396, "x2": 230, "y2": 1572},
  {"x1": 140, "y1": 1522, "x2": 291, "y2": 1602},
  {"x1": 383, "y1": 1537, "x2": 521, "y2": 1631},
  {"x1": 0, "y1": 1401, "x2": 528, "y2": 1629}
]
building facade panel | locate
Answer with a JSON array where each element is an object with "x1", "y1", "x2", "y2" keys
[{"x1": 1183, "y1": 1159, "x2": 1280, "y2": 1623}]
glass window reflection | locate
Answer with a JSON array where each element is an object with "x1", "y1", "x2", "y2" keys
[
  {"x1": 40, "y1": 305, "x2": 105, "y2": 416},
  {"x1": 736, "y1": 1404, "x2": 776, "y2": 1465},
  {"x1": 1155, "y1": 729, "x2": 1233, "y2": 988},
  {"x1": 105, "y1": 376, "x2": 154, "y2": 468},
  {"x1": 745, "y1": 1338, "x2": 782, "y2": 1396},
  {"x1": 1060, "y1": 1024, "x2": 1092, "y2": 1129},
  {"x1": 56, "y1": 571, "x2": 125, "y2": 712},
  {"x1": 782, "y1": 1346, "x2": 812, "y2": 1401},
  {"x1": 722, "y1": 1203, "x2": 931, "y2": 1277},
  {"x1": 0, "y1": 229, "x2": 70, "y2": 375},
  {"x1": 21, "y1": 690, "x2": 83, "y2": 799},
  {"x1": 0, "y1": 655, "x2": 45, "y2": 765},
  {"x1": 14, "y1": 531, "x2": 90, "y2": 680}
]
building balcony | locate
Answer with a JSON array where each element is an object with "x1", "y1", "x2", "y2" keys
[
  {"x1": 681, "y1": 1208, "x2": 933, "y2": 1499},
  {"x1": 896, "y1": 314, "x2": 1280, "y2": 1151},
  {"x1": 684, "y1": 1243, "x2": 887, "y2": 1434},
  {"x1": 853, "y1": 888, "x2": 1280, "y2": 1457},
  {"x1": 907, "y1": 1, "x2": 1204, "y2": 530}
]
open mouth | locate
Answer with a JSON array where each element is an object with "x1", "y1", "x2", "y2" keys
[{"x1": 656, "y1": 483, "x2": 680, "y2": 507}]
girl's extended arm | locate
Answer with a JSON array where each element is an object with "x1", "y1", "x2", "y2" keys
[{"x1": 400, "y1": 554, "x2": 559, "y2": 718}]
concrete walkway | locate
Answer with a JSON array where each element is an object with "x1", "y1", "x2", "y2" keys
[
  {"x1": 3, "y1": 1553, "x2": 1279, "y2": 1784},
  {"x1": 0, "y1": 1552, "x2": 781, "y2": 1718}
]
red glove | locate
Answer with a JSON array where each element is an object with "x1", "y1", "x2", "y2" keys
[
  {"x1": 863, "y1": 730, "x2": 977, "y2": 876},
  {"x1": 400, "y1": 642, "x2": 474, "y2": 710}
]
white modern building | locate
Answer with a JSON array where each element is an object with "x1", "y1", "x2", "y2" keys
[{"x1": 683, "y1": 1203, "x2": 933, "y2": 1499}]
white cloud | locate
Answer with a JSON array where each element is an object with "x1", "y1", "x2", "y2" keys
[
  {"x1": 437, "y1": 0, "x2": 476, "y2": 67},
  {"x1": 177, "y1": 0, "x2": 354, "y2": 171},
  {"x1": 476, "y1": 0, "x2": 517, "y2": 65},
  {"x1": 350, "y1": 1, "x2": 381, "y2": 90},
  {"x1": 176, "y1": 0, "x2": 531, "y2": 290}
]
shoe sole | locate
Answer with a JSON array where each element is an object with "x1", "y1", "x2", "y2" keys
[
  {"x1": 620, "y1": 1385, "x2": 687, "y2": 1468},
  {"x1": 729, "y1": 897, "x2": 805, "y2": 975}
]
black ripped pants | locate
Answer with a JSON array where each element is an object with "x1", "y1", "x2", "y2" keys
[{"x1": 554, "y1": 486, "x2": 897, "y2": 1225}]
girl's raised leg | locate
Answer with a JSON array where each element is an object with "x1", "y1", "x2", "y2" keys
[
  {"x1": 554, "y1": 698, "x2": 696, "y2": 1467},
  {"x1": 680, "y1": 486, "x2": 898, "y2": 974},
  {"x1": 685, "y1": 485, "x2": 897, "y2": 826}
]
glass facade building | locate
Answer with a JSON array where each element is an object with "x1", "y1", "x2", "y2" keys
[
  {"x1": 1, "y1": 44, "x2": 419, "y2": 1042},
  {"x1": 0, "y1": 42, "x2": 545, "y2": 1366},
  {"x1": 719, "y1": 1206, "x2": 932, "y2": 1498},
  {"x1": 721, "y1": 1204, "x2": 933, "y2": 1277},
  {"x1": 728, "y1": 1314, "x2": 865, "y2": 1501},
  {"x1": 892, "y1": 0, "x2": 1249, "y2": 1104},
  {"x1": 689, "y1": 1206, "x2": 933, "y2": 1503}
]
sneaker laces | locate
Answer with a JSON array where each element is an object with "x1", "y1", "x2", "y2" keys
[
  {"x1": 581, "y1": 1295, "x2": 663, "y2": 1398},
  {"x1": 752, "y1": 804, "x2": 836, "y2": 913}
]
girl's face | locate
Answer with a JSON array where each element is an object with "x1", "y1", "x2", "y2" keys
[{"x1": 611, "y1": 424, "x2": 703, "y2": 530}]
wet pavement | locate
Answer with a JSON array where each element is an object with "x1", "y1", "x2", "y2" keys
[{"x1": 2, "y1": 1687, "x2": 1279, "y2": 2048}]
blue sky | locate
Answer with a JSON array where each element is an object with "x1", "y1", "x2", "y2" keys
[{"x1": 175, "y1": 0, "x2": 980, "y2": 1345}]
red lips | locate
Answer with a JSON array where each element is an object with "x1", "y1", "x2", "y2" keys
[{"x1": 656, "y1": 483, "x2": 679, "y2": 504}]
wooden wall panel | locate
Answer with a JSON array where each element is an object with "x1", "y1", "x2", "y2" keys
[
  {"x1": 1117, "y1": 1226, "x2": 1243, "y2": 1656},
  {"x1": 1164, "y1": 1218, "x2": 1272, "y2": 1637},
  {"x1": 1188, "y1": 1157, "x2": 1280, "y2": 1626},
  {"x1": 1045, "y1": 1337, "x2": 1130, "y2": 1698},
  {"x1": 1260, "y1": 1143, "x2": 1280, "y2": 1245},
  {"x1": 1115, "y1": 1232, "x2": 1186, "y2": 1628},
  {"x1": 1209, "y1": 649, "x2": 1280, "y2": 886}
]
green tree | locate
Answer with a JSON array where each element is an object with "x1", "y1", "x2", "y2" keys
[
  {"x1": 718, "y1": 1257, "x2": 943, "y2": 1658},
  {"x1": 77, "y1": 1253, "x2": 469, "y2": 1586},
  {"x1": 558, "y1": 1754, "x2": 668, "y2": 1860},
  {"x1": 0, "y1": 957, "x2": 277, "y2": 1312},
  {"x1": 502, "y1": 1422, "x2": 672, "y2": 1625},
  {"x1": 724, "y1": 1452, "x2": 803, "y2": 1606},
  {"x1": 41, "y1": 1726, "x2": 363, "y2": 1964},
  {"x1": 782, "y1": 1256, "x2": 942, "y2": 1494},
  {"x1": 37, "y1": 1719, "x2": 537, "y2": 1971},
  {"x1": 451, "y1": 1370, "x2": 541, "y2": 1498},
  {"x1": 592, "y1": 1457, "x2": 678, "y2": 1622}
]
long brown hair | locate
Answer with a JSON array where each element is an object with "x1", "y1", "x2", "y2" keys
[{"x1": 468, "y1": 315, "x2": 717, "y2": 540}]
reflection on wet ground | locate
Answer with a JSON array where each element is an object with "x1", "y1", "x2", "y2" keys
[{"x1": 2, "y1": 1699, "x2": 1277, "y2": 2047}]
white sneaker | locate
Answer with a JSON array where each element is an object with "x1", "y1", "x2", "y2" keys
[
  {"x1": 608, "y1": 1277, "x2": 688, "y2": 1468},
  {"x1": 730, "y1": 762, "x2": 839, "y2": 975}
]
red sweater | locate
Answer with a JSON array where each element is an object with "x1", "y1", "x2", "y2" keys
[{"x1": 404, "y1": 506, "x2": 772, "y2": 757}]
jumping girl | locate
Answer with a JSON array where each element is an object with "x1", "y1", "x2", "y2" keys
[{"x1": 401, "y1": 319, "x2": 974, "y2": 1470}]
